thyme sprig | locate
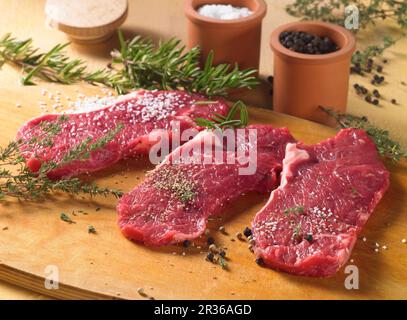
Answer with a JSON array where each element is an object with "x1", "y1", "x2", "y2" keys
[
  {"x1": 195, "y1": 100, "x2": 249, "y2": 130},
  {"x1": 286, "y1": 0, "x2": 407, "y2": 32},
  {"x1": 0, "y1": 31, "x2": 259, "y2": 96},
  {"x1": 351, "y1": 36, "x2": 395, "y2": 71},
  {"x1": 0, "y1": 117, "x2": 124, "y2": 200},
  {"x1": 284, "y1": 205, "x2": 304, "y2": 216},
  {"x1": 320, "y1": 107, "x2": 407, "y2": 161}
]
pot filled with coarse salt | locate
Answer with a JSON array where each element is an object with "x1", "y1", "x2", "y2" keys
[
  {"x1": 185, "y1": 0, "x2": 267, "y2": 71},
  {"x1": 270, "y1": 21, "x2": 355, "y2": 125}
]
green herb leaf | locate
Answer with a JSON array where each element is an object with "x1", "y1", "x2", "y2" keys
[
  {"x1": 60, "y1": 213, "x2": 75, "y2": 224},
  {"x1": 293, "y1": 222, "x2": 302, "y2": 238},
  {"x1": 219, "y1": 256, "x2": 228, "y2": 270},
  {"x1": 195, "y1": 100, "x2": 249, "y2": 130},
  {"x1": 284, "y1": 205, "x2": 304, "y2": 216}
]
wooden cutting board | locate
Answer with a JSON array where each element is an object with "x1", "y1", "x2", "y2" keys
[{"x1": 0, "y1": 84, "x2": 406, "y2": 300}]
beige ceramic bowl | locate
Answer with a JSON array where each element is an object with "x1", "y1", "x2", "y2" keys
[{"x1": 45, "y1": 0, "x2": 128, "y2": 44}]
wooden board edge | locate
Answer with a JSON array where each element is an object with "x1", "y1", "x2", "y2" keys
[{"x1": 0, "y1": 264, "x2": 119, "y2": 300}]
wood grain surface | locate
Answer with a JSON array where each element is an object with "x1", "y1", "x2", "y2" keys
[
  {"x1": 0, "y1": 0, "x2": 406, "y2": 299},
  {"x1": 0, "y1": 84, "x2": 406, "y2": 300}
]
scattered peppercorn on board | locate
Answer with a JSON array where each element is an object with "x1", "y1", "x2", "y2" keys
[{"x1": 0, "y1": 84, "x2": 406, "y2": 300}]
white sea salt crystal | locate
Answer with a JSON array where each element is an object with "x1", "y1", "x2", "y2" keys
[
  {"x1": 67, "y1": 96, "x2": 117, "y2": 113},
  {"x1": 197, "y1": 4, "x2": 252, "y2": 20}
]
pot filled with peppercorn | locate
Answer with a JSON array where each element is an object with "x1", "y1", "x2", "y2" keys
[{"x1": 270, "y1": 21, "x2": 355, "y2": 125}]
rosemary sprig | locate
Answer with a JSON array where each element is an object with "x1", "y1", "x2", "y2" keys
[
  {"x1": 0, "y1": 31, "x2": 259, "y2": 96},
  {"x1": 320, "y1": 107, "x2": 407, "y2": 162},
  {"x1": 0, "y1": 34, "x2": 111, "y2": 86},
  {"x1": 195, "y1": 100, "x2": 249, "y2": 130},
  {"x1": 0, "y1": 117, "x2": 124, "y2": 201}
]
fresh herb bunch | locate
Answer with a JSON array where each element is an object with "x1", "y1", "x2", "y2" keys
[
  {"x1": 110, "y1": 31, "x2": 259, "y2": 95},
  {"x1": 320, "y1": 107, "x2": 407, "y2": 161},
  {"x1": 286, "y1": 0, "x2": 407, "y2": 32},
  {"x1": 0, "y1": 116, "x2": 123, "y2": 200},
  {"x1": 0, "y1": 31, "x2": 259, "y2": 96},
  {"x1": 195, "y1": 100, "x2": 249, "y2": 130}
]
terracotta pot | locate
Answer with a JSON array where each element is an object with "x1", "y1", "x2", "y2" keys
[
  {"x1": 184, "y1": 0, "x2": 267, "y2": 71},
  {"x1": 270, "y1": 21, "x2": 356, "y2": 125}
]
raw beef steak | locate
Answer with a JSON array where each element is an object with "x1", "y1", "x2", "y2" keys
[
  {"x1": 252, "y1": 128, "x2": 390, "y2": 277},
  {"x1": 117, "y1": 125, "x2": 296, "y2": 246},
  {"x1": 17, "y1": 90, "x2": 229, "y2": 178}
]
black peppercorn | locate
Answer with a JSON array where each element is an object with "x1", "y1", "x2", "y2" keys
[
  {"x1": 183, "y1": 240, "x2": 190, "y2": 248},
  {"x1": 391, "y1": 99, "x2": 397, "y2": 105},
  {"x1": 243, "y1": 227, "x2": 252, "y2": 238},
  {"x1": 207, "y1": 236, "x2": 215, "y2": 246},
  {"x1": 255, "y1": 258, "x2": 264, "y2": 266},
  {"x1": 305, "y1": 234, "x2": 313, "y2": 242},
  {"x1": 206, "y1": 252, "x2": 214, "y2": 262}
]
